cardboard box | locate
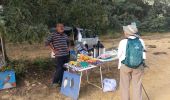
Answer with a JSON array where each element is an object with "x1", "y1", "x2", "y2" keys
[{"x1": 60, "y1": 71, "x2": 81, "y2": 100}]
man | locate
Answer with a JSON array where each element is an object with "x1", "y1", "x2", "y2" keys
[
  {"x1": 45, "y1": 23, "x2": 69, "y2": 87},
  {"x1": 118, "y1": 24, "x2": 146, "y2": 100}
]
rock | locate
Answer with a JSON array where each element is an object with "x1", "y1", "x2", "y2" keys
[
  {"x1": 27, "y1": 86, "x2": 32, "y2": 91},
  {"x1": 147, "y1": 45, "x2": 157, "y2": 48},
  {"x1": 38, "y1": 82, "x2": 42, "y2": 85},
  {"x1": 34, "y1": 73, "x2": 37, "y2": 76},
  {"x1": 31, "y1": 84, "x2": 36, "y2": 87},
  {"x1": 24, "y1": 80, "x2": 30, "y2": 87},
  {"x1": 153, "y1": 52, "x2": 167, "y2": 55},
  {"x1": 43, "y1": 85, "x2": 48, "y2": 89}
]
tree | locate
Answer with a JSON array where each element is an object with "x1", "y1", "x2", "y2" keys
[
  {"x1": 0, "y1": 4, "x2": 9, "y2": 62},
  {"x1": 3, "y1": 0, "x2": 49, "y2": 43},
  {"x1": 3, "y1": 0, "x2": 106, "y2": 43},
  {"x1": 2, "y1": 0, "x2": 170, "y2": 43}
]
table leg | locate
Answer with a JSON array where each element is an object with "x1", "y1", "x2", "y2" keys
[
  {"x1": 80, "y1": 72, "x2": 83, "y2": 82},
  {"x1": 107, "y1": 66, "x2": 110, "y2": 72},
  {"x1": 86, "y1": 70, "x2": 89, "y2": 83},
  {"x1": 84, "y1": 66, "x2": 103, "y2": 90},
  {"x1": 100, "y1": 65, "x2": 103, "y2": 89},
  {"x1": 78, "y1": 72, "x2": 83, "y2": 98},
  {"x1": 79, "y1": 72, "x2": 83, "y2": 88}
]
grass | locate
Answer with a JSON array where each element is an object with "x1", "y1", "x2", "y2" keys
[
  {"x1": 6, "y1": 58, "x2": 55, "y2": 78},
  {"x1": 3, "y1": 32, "x2": 170, "y2": 79}
]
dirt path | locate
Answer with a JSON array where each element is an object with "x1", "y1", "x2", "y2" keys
[
  {"x1": 141, "y1": 34, "x2": 170, "y2": 100},
  {"x1": 1, "y1": 33, "x2": 170, "y2": 100}
]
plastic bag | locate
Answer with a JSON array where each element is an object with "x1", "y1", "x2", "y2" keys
[{"x1": 103, "y1": 78, "x2": 117, "y2": 92}]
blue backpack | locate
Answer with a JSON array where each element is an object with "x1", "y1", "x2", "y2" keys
[{"x1": 122, "y1": 37, "x2": 144, "y2": 69}]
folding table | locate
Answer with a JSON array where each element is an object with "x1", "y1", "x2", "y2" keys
[{"x1": 66, "y1": 56, "x2": 118, "y2": 89}]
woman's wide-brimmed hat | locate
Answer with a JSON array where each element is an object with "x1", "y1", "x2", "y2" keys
[{"x1": 123, "y1": 24, "x2": 138, "y2": 36}]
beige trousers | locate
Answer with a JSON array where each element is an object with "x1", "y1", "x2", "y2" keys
[{"x1": 120, "y1": 64, "x2": 144, "y2": 100}]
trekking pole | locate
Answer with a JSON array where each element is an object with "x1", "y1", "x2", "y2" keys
[{"x1": 142, "y1": 83, "x2": 150, "y2": 100}]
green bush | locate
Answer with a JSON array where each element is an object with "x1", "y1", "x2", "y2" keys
[
  {"x1": 7, "y1": 58, "x2": 55, "y2": 77},
  {"x1": 32, "y1": 58, "x2": 55, "y2": 70},
  {"x1": 8, "y1": 59, "x2": 27, "y2": 76},
  {"x1": 139, "y1": 10, "x2": 167, "y2": 32},
  {"x1": 2, "y1": 0, "x2": 170, "y2": 42}
]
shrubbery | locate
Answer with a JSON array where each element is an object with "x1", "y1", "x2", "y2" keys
[
  {"x1": 4, "y1": 58, "x2": 55, "y2": 77},
  {"x1": 1, "y1": 0, "x2": 170, "y2": 43}
]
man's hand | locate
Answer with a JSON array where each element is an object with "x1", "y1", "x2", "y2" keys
[
  {"x1": 53, "y1": 49, "x2": 59, "y2": 55},
  {"x1": 47, "y1": 43, "x2": 59, "y2": 55}
]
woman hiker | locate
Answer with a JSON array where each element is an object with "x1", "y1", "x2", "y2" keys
[{"x1": 118, "y1": 24, "x2": 146, "y2": 100}]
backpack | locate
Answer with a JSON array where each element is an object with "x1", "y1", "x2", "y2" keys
[{"x1": 122, "y1": 37, "x2": 144, "y2": 69}]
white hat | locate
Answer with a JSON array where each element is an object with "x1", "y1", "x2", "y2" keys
[{"x1": 123, "y1": 24, "x2": 138, "y2": 36}]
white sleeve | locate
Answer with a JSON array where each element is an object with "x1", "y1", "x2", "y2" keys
[
  {"x1": 140, "y1": 39, "x2": 146, "y2": 59},
  {"x1": 118, "y1": 40, "x2": 126, "y2": 59},
  {"x1": 118, "y1": 39, "x2": 127, "y2": 69}
]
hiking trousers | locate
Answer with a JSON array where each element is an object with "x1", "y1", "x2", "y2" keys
[
  {"x1": 52, "y1": 55, "x2": 69, "y2": 84},
  {"x1": 120, "y1": 64, "x2": 144, "y2": 100}
]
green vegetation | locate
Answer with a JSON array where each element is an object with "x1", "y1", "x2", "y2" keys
[
  {"x1": 1, "y1": 0, "x2": 170, "y2": 43},
  {"x1": 4, "y1": 58, "x2": 55, "y2": 76},
  {"x1": 0, "y1": 0, "x2": 170, "y2": 80}
]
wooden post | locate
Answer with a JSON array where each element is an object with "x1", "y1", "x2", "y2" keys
[
  {"x1": 2, "y1": 34, "x2": 8, "y2": 62},
  {"x1": 0, "y1": 33, "x2": 8, "y2": 67}
]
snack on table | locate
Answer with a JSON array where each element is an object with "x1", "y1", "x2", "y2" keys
[
  {"x1": 86, "y1": 58, "x2": 103, "y2": 65},
  {"x1": 67, "y1": 54, "x2": 103, "y2": 71},
  {"x1": 69, "y1": 61, "x2": 78, "y2": 66},
  {"x1": 77, "y1": 54, "x2": 103, "y2": 65},
  {"x1": 77, "y1": 54, "x2": 91, "y2": 62},
  {"x1": 65, "y1": 62, "x2": 83, "y2": 71},
  {"x1": 98, "y1": 53, "x2": 112, "y2": 60},
  {"x1": 79, "y1": 62, "x2": 89, "y2": 68},
  {"x1": 89, "y1": 60, "x2": 103, "y2": 65}
]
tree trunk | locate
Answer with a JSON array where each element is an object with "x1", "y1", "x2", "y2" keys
[
  {"x1": 0, "y1": 33, "x2": 9, "y2": 66},
  {"x1": 1, "y1": 34, "x2": 9, "y2": 63}
]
